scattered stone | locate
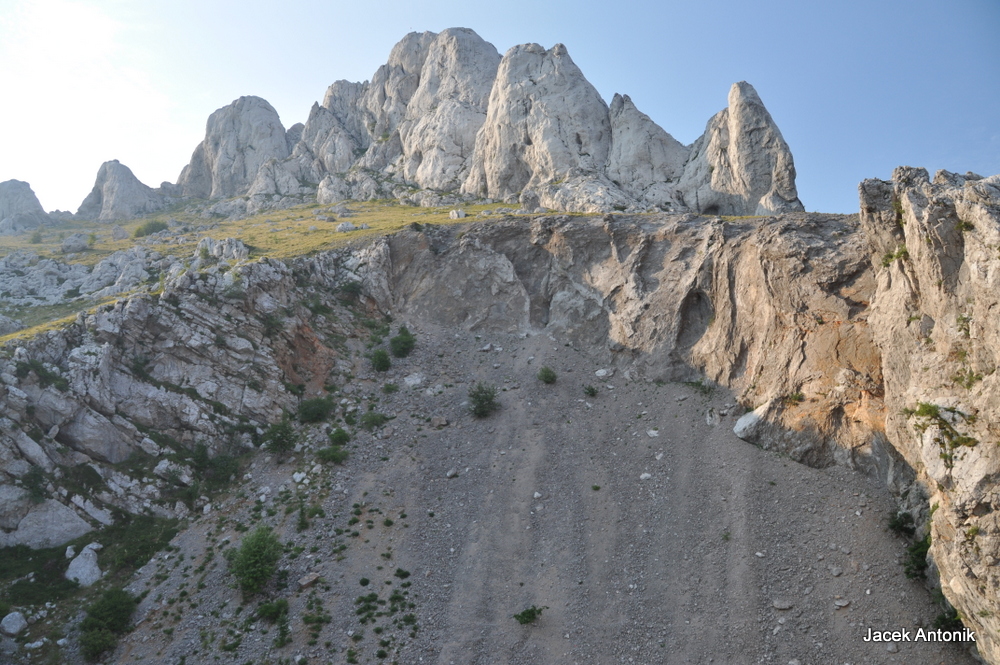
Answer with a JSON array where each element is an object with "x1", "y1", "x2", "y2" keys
[
  {"x1": 639, "y1": 473, "x2": 652, "y2": 480},
  {"x1": 445, "y1": 468, "x2": 458, "y2": 479},
  {"x1": 449, "y1": 209, "x2": 466, "y2": 219},
  {"x1": 772, "y1": 599, "x2": 794, "y2": 610},
  {"x1": 298, "y1": 572, "x2": 320, "y2": 590}
]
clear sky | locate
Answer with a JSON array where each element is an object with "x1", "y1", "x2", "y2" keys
[{"x1": 1, "y1": 0, "x2": 997, "y2": 214}]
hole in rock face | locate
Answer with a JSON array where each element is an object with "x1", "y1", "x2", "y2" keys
[{"x1": 702, "y1": 204, "x2": 720, "y2": 216}]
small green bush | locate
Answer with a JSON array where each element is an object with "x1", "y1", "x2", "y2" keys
[
  {"x1": 262, "y1": 418, "x2": 297, "y2": 455},
  {"x1": 329, "y1": 427, "x2": 350, "y2": 445},
  {"x1": 29, "y1": 229, "x2": 42, "y2": 244},
  {"x1": 370, "y1": 349, "x2": 391, "y2": 372},
  {"x1": 317, "y1": 446, "x2": 349, "y2": 464},
  {"x1": 537, "y1": 367, "x2": 557, "y2": 384},
  {"x1": 904, "y1": 533, "x2": 931, "y2": 579},
  {"x1": 382, "y1": 382, "x2": 399, "y2": 394},
  {"x1": 227, "y1": 526, "x2": 283, "y2": 596},
  {"x1": 340, "y1": 280, "x2": 362, "y2": 301},
  {"x1": 299, "y1": 397, "x2": 335, "y2": 423},
  {"x1": 80, "y1": 588, "x2": 137, "y2": 661},
  {"x1": 469, "y1": 382, "x2": 500, "y2": 418},
  {"x1": 360, "y1": 412, "x2": 389, "y2": 431},
  {"x1": 583, "y1": 385, "x2": 598, "y2": 397},
  {"x1": 389, "y1": 327, "x2": 416, "y2": 358},
  {"x1": 134, "y1": 220, "x2": 168, "y2": 238},
  {"x1": 513, "y1": 605, "x2": 548, "y2": 625}
]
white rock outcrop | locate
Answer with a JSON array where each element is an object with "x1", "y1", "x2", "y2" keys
[
  {"x1": 76, "y1": 160, "x2": 166, "y2": 221},
  {"x1": 0, "y1": 180, "x2": 49, "y2": 235},
  {"x1": 0, "y1": 499, "x2": 93, "y2": 549}
]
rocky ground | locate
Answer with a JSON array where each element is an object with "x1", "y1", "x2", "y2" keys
[{"x1": 98, "y1": 326, "x2": 975, "y2": 665}]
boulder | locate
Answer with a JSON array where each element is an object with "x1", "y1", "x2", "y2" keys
[
  {"x1": 0, "y1": 612, "x2": 27, "y2": 637},
  {"x1": 111, "y1": 225, "x2": 128, "y2": 240},
  {"x1": 0, "y1": 180, "x2": 49, "y2": 235},
  {"x1": 0, "y1": 313, "x2": 24, "y2": 335},
  {"x1": 76, "y1": 160, "x2": 166, "y2": 221},
  {"x1": 448, "y1": 209, "x2": 466, "y2": 219},
  {"x1": 336, "y1": 221, "x2": 357, "y2": 233},
  {"x1": 61, "y1": 233, "x2": 90, "y2": 253},
  {"x1": 65, "y1": 542, "x2": 103, "y2": 587}
]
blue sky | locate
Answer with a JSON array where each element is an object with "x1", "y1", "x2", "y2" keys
[{"x1": 1, "y1": 0, "x2": 997, "y2": 213}]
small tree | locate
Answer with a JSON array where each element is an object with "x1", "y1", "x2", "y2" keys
[
  {"x1": 371, "y1": 349, "x2": 391, "y2": 372},
  {"x1": 298, "y1": 397, "x2": 334, "y2": 423},
  {"x1": 227, "y1": 526, "x2": 282, "y2": 596},
  {"x1": 537, "y1": 366, "x2": 557, "y2": 384},
  {"x1": 389, "y1": 326, "x2": 416, "y2": 358},
  {"x1": 79, "y1": 588, "x2": 137, "y2": 661},
  {"x1": 469, "y1": 382, "x2": 500, "y2": 418},
  {"x1": 262, "y1": 417, "x2": 297, "y2": 455}
]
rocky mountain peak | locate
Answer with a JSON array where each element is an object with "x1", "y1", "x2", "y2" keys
[
  {"x1": 0, "y1": 180, "x2": 49, "y2": 235},
  {"x1": 177, "y1": 95, "x2": 289, "y2": 199},
  {"x1": 76, "y1": 160, "x2": 166, "y2": 222},
  {"x1": 169, "y1": 29, "x2": 804, "y2": 217}
]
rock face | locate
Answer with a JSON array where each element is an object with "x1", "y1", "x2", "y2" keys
[
  {"x1": 677, "y1": 82, "x2": 804, "y2": 215},
  {"x1": 77, "y1": 160, "x2": 166, "y2": 221},
  {"x1": 177, "y1": 96, "x2": 290, "y2": 199},
  {"x1": 0, "y1": 180, "x2": 49, "y2": 235},
  {"x1": 859, "y1": 167, "x2": 1000, "y2": 664},
  {"x1": 171, "y1": 29, "x2": 802, "y2": 216},
  {"x1": 462, "y1": 42, "x2": 627, "y2": 212},
  {"x1": 606, "y1": 93, "x2": 689, "y2": 208}
]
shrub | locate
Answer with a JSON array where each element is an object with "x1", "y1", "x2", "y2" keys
[
  {"x1": 888, "y1": 512, "x2": 916, "y2": 537},
  {"x1": 537, "y1": 367, "x2": 557, "y2": 384},
  {"x1": 370, "y1": 349, "x2": 391, "y2": 372},
  {"x1": 299, "y1": 397, "x2": 335, "y2": 423},
  {"x1": 382, "y1": 382, "x2": 399, "y2": 394},
  {"x1": 328, "y1": 427, "x2": 351, "y2": 446},
  {"x1": 340, "y1": 280, "x2": 362, "y2": 301},
  {"x1": 469, "y1": 382, "x2": 500, "y2": 418},
  {"x1": 389, "y1": 327, "x2": 416, "y2": 358},
  {"x1": 80, "y1": 588, "x2": 137, "y2": 661},
  {"x1": 227, "y1": 526, "x2": 283, "y2": 596},
  {"x1": 317, "y1": 446, "x2": 349, "y2": 464},
  {"x1": 513, "y1": 605, "x2": 548, "y2": 625},
  {"x1": 262, "y1": 418, "x2": 297, "y2": 455},
  {"x1": 904, "y1": 533, "x2": 931, "y2": 579},
  {"x1": 134, "y1": 220, "x2": 168, "y2": 238},
  {"x1": 360, "y1": 412, "x2": 389, "y2": 431},
  {"x1": 583, "y1": 385, "x2": 598, "y2": 397},
  {"x1": 29, "y1": 229, "x2": 42, "y2": 244}
]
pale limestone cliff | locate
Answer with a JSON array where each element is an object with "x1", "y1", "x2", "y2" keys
[{"x1": 860, "y1": 167, "x2": 1000, "y2": 663}]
